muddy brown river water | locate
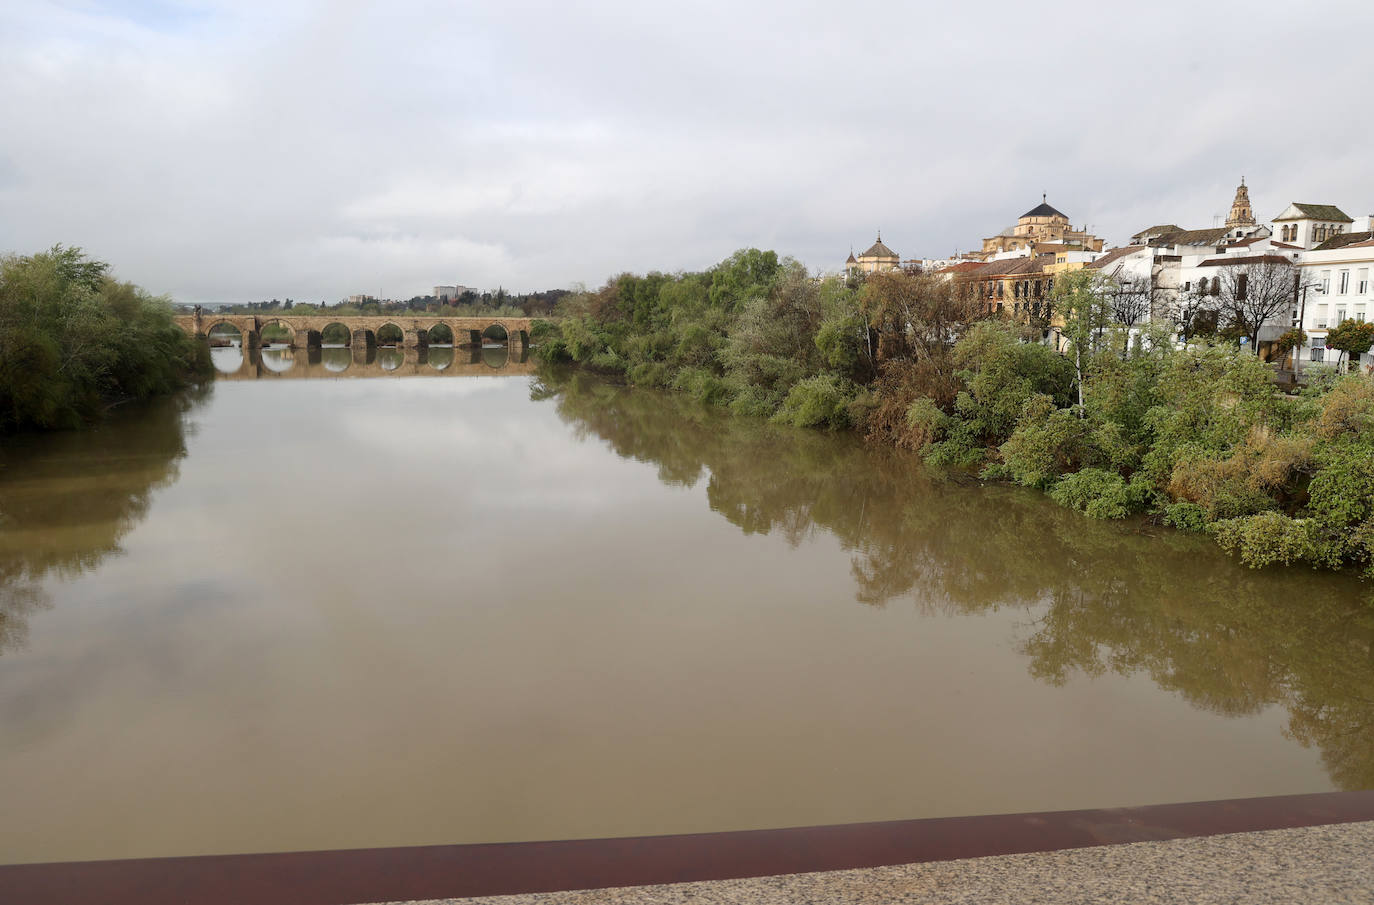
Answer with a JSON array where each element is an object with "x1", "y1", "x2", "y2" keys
[{"x1": 1, "y1": 358, "x2": 1370, "y2": 865}]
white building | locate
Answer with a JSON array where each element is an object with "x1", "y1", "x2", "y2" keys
[
  {"x1": 1272, "y1": 203, "x2": 1355, "y2": 250},
  {"x1": 1294, "y1": 232, "x2": 1374, "y2": 371},
  {"x1": 433, "y1": 285, "x2": 459, "y2": 301}
]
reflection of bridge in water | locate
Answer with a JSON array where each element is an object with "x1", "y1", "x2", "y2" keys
[{"x1": 211, "y1": 344, "x2": 536, "y2": 380}]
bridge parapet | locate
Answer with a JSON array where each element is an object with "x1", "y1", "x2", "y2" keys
[{"x1": 177, "y1": 313, "x2": 537, "y2": 350}]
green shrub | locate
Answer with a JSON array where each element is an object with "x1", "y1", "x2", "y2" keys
[
  {"x1": 1162, "y1": 501, "x2": 1210, "y2": 532},
  {"x1": 626, "y1": 362, "x2": 671, "y2": 387},
  {"x1": 772, "y1": 374, "x2": 858, "y2": 430},
  {"x1": 998, "y1": 396, "x2": 1099, "y2": 489},
  {"x1": 672, "y1": 367, "x2": 735, "y2": 406},
  {"x1": 904, "y1": 397, "x2": 949, "y2": 449},
  {"x1": 1050, "y1": 468, "x2": 1142, "y2": 520},
  {"x1": 1212, "y1": 512, "x2": 1320, "y2": 569}
]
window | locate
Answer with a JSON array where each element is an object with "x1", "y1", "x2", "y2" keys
[
  {"x1": 1339, "y1": 271, "x2": 1351, "y2": 294},
  {"x1": 1182, "y1": 281, "x2": 1191, "y2": 291},
  {"x1": 1358, "y1": 268, "x2": 1368, "y2": 295},
  {"x1": 1311, "y1": 335, "x2": 1326, "y2": 362},
  {"x1": 1321, "y1": 271, "x2": 1331, "y2": 293},
  {"x1": 1337, "y1": 308, "x2": 1347, "y2": 324},
  {"x1": 997, "y1": 282, "x2": 1004, "y2": 299}
]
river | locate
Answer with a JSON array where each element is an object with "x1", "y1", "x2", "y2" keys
[{"x1": 1, "y1": 353, "x2": 1371, "y2": 865}]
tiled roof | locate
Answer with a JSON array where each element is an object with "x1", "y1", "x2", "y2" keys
[
  {"x1": 1275, "y1": 203, "x2": 1353, "y2": 222},
  {"x1": 1149, "y1": 226, "x2": 1230, "y2": 247},
  {"x1": 972, "y1": 257, "x2": 1045, "y2": 277},
  {"x1": 860, "y1": 239, "x2": 899, "y2": 259},
  {"x1": 1087, "y1": 246, "x2": 1144, "y2": 270},
  {"x1": 1271, "y1": 241, "x2": 1303, "y2": 250},
  {"x1": 938, "y1": 261, "x2": 987, "y2": 274},
  {"x1": 1130, "y1": 224, "x2": 1181, "y2": 239},
  {"x1": 1021, "y1": 201, "x2": 1068, "y2": 220},
  {"x1": 1314, "y1": 230, "x2": 1374, "y2": 251},
  {"x1": 1196, "y1": 254, "x2": 1294, "y2": 268}
]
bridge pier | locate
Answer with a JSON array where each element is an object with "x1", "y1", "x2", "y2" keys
[
  {"x1": 244, "y1": 330, "x2": 261, "y2": 351},
  {"x1": 465, "y1": 329, "x2": 483, "y2": 347},
  {"x1": 352, "y1": 328, "x2": 375, "y2": 349},
  {"x1": 294, "y1": 329, "x2": 312, "y2": 349},
  {"x1": 404, "y1": 329, "x2": 429, "y2": 350}
]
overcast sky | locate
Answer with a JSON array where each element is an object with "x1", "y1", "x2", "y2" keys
[{"x1": 3, "y1": 1, "x2": 1373, "y2": 304}]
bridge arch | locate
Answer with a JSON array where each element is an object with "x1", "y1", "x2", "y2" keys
[
  {"x1": 425, "y1": 323, "x2": 455, "y2": 346},
  {"x1": 206, "y1": 321, "x2": 244, "y2": 346},
  {"x1": 482, "y1": 324, "x2": 508, "y2": 343},
  {"x1": 320, "y1": 322, "x2": 352, "y2": 346},
  {"x1": 375, "y1": 322, "x2": 404, "y2": 347},
  {"x1": 258, "y1": 318, "x2": 294, "y2": 347}
]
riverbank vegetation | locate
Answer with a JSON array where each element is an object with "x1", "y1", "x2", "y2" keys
[
  {"x1": 533, "y1": 250, "x2": 1374, "y2": 579},
  {"x1": 0, "y1": 246, "x2": 211, "y2": 432}
]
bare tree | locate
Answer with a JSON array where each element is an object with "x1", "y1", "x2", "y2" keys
[
  {"x1": 1170, "y1": 285, "x2": 1218, "y2": 343},
  {"x1": 1214, "y1": 257, "x2": 1297, "y2": 353}
]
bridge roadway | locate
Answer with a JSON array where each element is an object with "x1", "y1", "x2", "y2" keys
[
  {"x1": 175, "y1": 311, "x2": 535, "y2": 350},
  {"x1": 211, "y1": 344, "x2": 536, "y2": 380}
]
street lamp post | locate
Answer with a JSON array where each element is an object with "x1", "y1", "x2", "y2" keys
[{"x1": 1294, "y1": 279, "x2": 1326, "y2": 382}]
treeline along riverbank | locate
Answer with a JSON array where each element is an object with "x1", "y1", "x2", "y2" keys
[
  {"x1": 0, "y1": 247, "x2": 211, "y2": 433},
  {"x1": 532, "y1": 249, "x2": 1374, "y2": 581}
]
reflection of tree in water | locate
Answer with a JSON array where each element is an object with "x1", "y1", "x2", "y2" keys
[
  {"x1": 535, "y1": 370, "x2": 1374, "y2": 790},
  {"x1": 0, "y1": 389, "x2": 207, "y2": 655}
]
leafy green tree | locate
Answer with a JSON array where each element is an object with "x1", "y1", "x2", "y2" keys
[
  {"x1": 0, "y1": 245, "x2": 209, "y2": 432},
  {"x1": 1326, "y1": 319, "x2": 1374, "y2": 371},
  {"x1": 1049, "y1": 269, "x2": 1113, "y2": 412}
]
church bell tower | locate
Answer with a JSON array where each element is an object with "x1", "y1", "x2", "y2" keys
[{"x1": 1226, "y1": 178, "x2": 1256, "y2": 229}]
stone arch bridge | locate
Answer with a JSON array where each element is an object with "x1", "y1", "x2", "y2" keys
[{"x1": 175, "y1": 312, "x2": 534, "y2": 350}]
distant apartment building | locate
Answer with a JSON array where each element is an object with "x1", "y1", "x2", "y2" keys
[{"x1": 433, "y1": 285, "x2": 458, "y2": 302}]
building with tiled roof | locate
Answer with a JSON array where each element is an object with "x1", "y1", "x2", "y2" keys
[
  {"x1": 978, "y1": 195, "x2": 1105, "y2": 259},
  {"x1": 846, "y1": 233, "x2": 900, "y2": 275},
  {"x1": 1273, "y1": 203, "x2": 1354, "y2": 249},
  {"x1": 1292, "y1": 221, "x2": 1374, "y2": 371},
  {"x1": 1312, "y1": 230, "x2": 1372, "y2": 252}
]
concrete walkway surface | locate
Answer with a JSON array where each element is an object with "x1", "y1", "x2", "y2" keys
[{"x1": 371, "y1": 820, "x2": 1374, "y2": 905}]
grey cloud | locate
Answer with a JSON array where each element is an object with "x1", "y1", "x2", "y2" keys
[{"x1": 2, "y1": 0, "x2": 1372, "y2": 303}]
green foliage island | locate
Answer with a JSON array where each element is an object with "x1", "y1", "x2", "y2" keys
[
  {"x1": 533, "y1": 250, "x2": 1374, "y2": 580},
  {"x1": 0, "y1": 246, "x2": 211, "y2": 432}
]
